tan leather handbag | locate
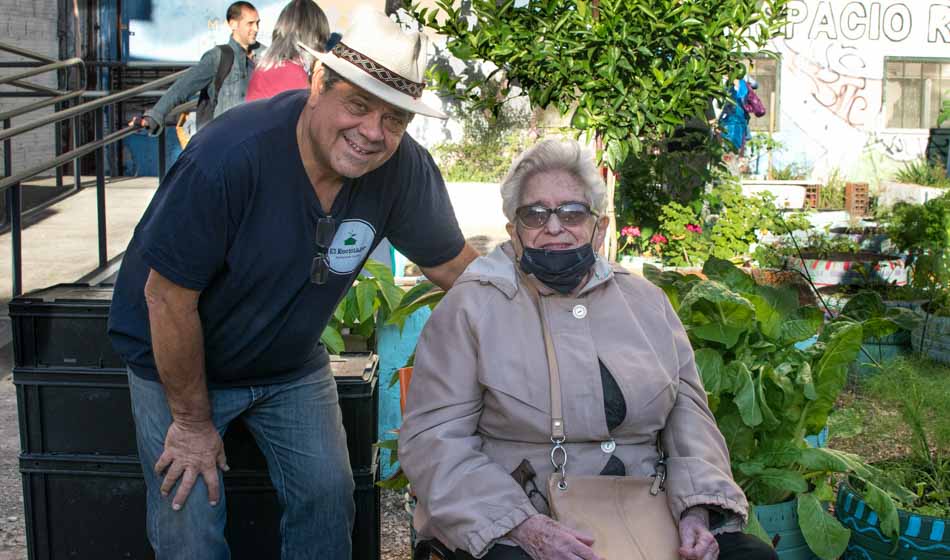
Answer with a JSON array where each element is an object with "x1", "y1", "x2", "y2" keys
[{"x1": 522, "y1": 275, "x2": 681, "y2": 560}]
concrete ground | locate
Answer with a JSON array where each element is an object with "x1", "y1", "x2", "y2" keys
[{"x1": 0, "y1": 175, "x2": 507, "y2": 559}]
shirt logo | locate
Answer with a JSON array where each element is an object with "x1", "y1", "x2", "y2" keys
[{"x1": 327, "y1": 219, "x2": 376, "y2": 274}]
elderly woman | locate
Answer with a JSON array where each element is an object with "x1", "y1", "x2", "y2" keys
[
  {"x1": 399, "y1": 140, "x2": 778, "y2": 560},
  {"x1": 245, "y1": 0, "x2": 329, "y2": 101}
]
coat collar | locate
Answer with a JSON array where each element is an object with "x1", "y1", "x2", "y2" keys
[{"x1": 456, "y1": 241, "x2": 627, "y2": 299}]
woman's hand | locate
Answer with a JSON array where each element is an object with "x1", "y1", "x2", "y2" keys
[
  {"x1": 678, "y1": 510, "x2": 719, "y2": 560},
  {"x1": 509, "y1": 514, "x2": 604, "y2": 560}
]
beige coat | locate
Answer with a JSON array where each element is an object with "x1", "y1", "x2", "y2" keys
[{"x1": 399, "y1": 243, "x2": 748, "y2": 557}]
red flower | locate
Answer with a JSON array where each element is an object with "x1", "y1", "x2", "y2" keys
[
  {"x1": 686, "y1": 224, "x2": 703, "y2": 234},
  {"x1": 621, "y1": 226, "x2": 642, "y2": 238},
  {"x1": 650, "y1": 233, "x2": 668, "y2": 245}
]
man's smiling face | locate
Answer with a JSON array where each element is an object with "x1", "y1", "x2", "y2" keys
[{"x1": 303, "y1": 69, "x2": 412, "y2": 180}]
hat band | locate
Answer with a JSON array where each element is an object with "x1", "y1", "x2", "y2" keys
[{"x1": 331, "y1": 42, "x2": 425, "y2": 99}]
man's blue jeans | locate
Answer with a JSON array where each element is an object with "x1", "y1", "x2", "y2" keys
[{"x1": 128, "y1": 365, "x2": 355, "y2": 559}]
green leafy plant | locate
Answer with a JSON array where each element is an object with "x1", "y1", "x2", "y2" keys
[
  {"x1": 770, "y1": 162, "x2": 810, "y2": 181},
  {"x1": 319, "y1": 260, "x2": 406, "y2": 354},
  {"x1": 655, "y1": 177, "x2": 779, "y2": 267},
  {"x1": 645, "y1": 258, "x2": 916, "y2": 558},
  {"x1": 818, "y1": 168, "x2": 847, "y2": 210},
  {"x1": 884, "y1": 193, "x2": 950, "y2": 318},
  {"x1": 856, "y1": 356, "x2": 950, "y2": 517},
  {"x1": 408, "y1": 0, "x2": 789, "y2": 257},
  {"x1": 615, "y1": 129, "x2": 722, "y2": 233},
  {"x1": 895, "y1": 158, "x2": 950, "y2": 189}
]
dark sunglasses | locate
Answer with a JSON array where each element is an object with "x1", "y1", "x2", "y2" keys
[
  {"x1": 514, "y1": 202, "x2": 596, "y2": 229},
  {"x1": 310, "y1": 217, "x2": 337, "y2": 285}
]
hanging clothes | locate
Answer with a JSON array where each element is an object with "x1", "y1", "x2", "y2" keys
[{"x1": 719, "y1": 79, "x2": 749, "y2": 153}]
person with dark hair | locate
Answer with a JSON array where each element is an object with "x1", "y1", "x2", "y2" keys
[
  {"x1": 246, "y1": 0, "x2": 330, "y2": 101},
  {"x1": 129, "y1": 1, "x2": 262, "y2": 136},
  {"x1": 109, "y1": 10, "x2": 478, "y2": 559}
]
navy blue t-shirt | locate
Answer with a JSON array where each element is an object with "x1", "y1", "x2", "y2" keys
[{"x1": 108, "y1": 90, "x2": 465, "y2": 387}]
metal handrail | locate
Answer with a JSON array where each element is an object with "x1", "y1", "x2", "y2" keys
[
  {"x1": 0, "y1": 58, "x2": 83, "y2": 87},
  {"x1": 0, "y1": 41, "x2": 57, "y2": 63},
  {"x1": 0, "y1": 90, "x2": 86, "y2": 122},
  {"x1": 8, "y1": 80, "x2": 67, "y2": 95},
  {"x1": 0, "y1": 64, "x2": 195, "y2": 295},
  {"x1": 0, "y1": 126, "x2": 138, "y2": 192},
  {"x1": 0, "y1": 69, "x2": 187, "y2": 143}
]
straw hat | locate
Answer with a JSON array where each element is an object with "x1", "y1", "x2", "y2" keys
[{"x1": 298, "y1": 11, "x2": 446, "y2": 119}]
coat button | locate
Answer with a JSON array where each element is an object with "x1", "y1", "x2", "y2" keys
[
  {"x1": 572, "y1": 304, "x2": 587, "y2": 319},
  {"x1": 601, "y1": 440, "x2": 616, "y2": 453}
]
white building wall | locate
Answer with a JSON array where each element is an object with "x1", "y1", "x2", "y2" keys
[
  {"x1": 0, "y1": 0, "x2": 61, "y2": 176},
  {"x1": 763, "y1": 0, "x2": 950, "y2": 186}
]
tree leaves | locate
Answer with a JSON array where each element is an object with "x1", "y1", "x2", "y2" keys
[{"x1": 408, "y1": 0, "x2": 787, "y2": 161}]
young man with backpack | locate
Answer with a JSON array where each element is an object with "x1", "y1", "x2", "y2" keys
[{"x1": 130, "y1": 1, "x2": 262, "y2": 135}]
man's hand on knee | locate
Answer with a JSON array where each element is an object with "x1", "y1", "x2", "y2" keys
[{"x1": 154, "y1": 420, "x2": 230, "y2": 511}]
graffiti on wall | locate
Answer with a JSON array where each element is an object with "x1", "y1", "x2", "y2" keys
[
  {"x1": 785, "y1": 0, "x2": 950, "y2": 43},
  {"x1": 782, "y1": 39, "x2": 880, "y2": 128},
  {"x1": 863, "y1": 131, "x2": 920, "y2": 161}
]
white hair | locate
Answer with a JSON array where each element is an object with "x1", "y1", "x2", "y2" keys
[{"x1": 500, "y1": 139, "x2": 607, "y2": 223}]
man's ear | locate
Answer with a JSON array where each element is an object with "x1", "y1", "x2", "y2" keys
[{"x1": 307, "y1": 64, "x2": 325, "y2": 108}]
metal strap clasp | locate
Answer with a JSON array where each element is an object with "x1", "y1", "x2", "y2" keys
[{"x1": 550, "y1": 437, "x2": 568, "y2": 490}]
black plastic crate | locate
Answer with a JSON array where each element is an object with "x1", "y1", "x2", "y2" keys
[
  {"x1": 19, "y1": 452, "x2": 380, "y2": 560},
  {"x1": 14, "y1": 354, "x2": 379, "y2": 471},
  {"x1": 333, "y1": 353, "x2": 380, "y2": 472},
  {"x1": 10, "y1": 284, "x2": 123, "y2": 370},
  {"x1": 14, "y1": 368, "x2": 137, "y2": 457}
]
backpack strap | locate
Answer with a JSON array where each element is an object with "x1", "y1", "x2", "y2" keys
[{"x1": 212, "y1": 45, "x2": 235, "y2": 104}]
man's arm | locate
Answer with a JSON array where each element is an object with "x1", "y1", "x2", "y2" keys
[
  {"x1": 141, "y1": 49, "x2": 218, "y2": 134},
  {"x1": 144, "y1": 268, "x2": 228, "y2": 511},
  {"x1": 420, "y1": 242, "x2": 479, "y2": 291}
]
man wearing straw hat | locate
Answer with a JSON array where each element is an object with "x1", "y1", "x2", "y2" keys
[{"x1": 108, "y1": 11, "x2": 477, "y2": 558}]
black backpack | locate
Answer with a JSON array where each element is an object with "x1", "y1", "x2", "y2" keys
[{"x1": 195, "y1": 45, "x2": 235, "y2": 129}]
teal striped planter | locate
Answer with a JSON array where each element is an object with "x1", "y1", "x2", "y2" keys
[
  {"x1": 755, "y1": 498, "x2": 819, "y2": 560},
  {"x1": 835, "y1": 482, "x2": 950, "y2": 559}
]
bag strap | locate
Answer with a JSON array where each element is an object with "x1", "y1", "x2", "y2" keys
[
  {"x1": 213, "y1": 45, "x2": 235, "y2": 104},
  {"x1": 519, "y1": 267, "x2": 668, "y2": 490},
  {"x1": 520, "y1": 275, "x2": 566, "y2": 443}
]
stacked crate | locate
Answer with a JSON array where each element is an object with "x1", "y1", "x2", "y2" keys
[
  {"x1": 11, "y1": 284, "x2": 380, "y2": 560},
  {"x1": 804, "y1": 183, "x2": 821, "y2": 209},
  {"x1": 845, "y1": 182, "x2": 870, "y2": 217}
]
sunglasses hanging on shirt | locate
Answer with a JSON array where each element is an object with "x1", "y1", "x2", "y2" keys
[{"x1": 310, "y1": 217, "x2": 337, "y2": 285}]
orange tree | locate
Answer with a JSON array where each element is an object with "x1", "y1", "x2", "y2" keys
[{"x1": 409, "y1": 0, "x2": 788, "y2": 258}]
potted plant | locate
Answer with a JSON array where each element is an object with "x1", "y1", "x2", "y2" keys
[
  {"x1": 645, "y1": 258, "x2": 915, "y2": 559},
  {"x1": 320, "y1": 259, "x2": 407, "y2": 354},
  {"x1": 778, "y1": 228, "x2": 908, "y2": 291},
  {"x1": 884, "y1": 193, "x2": 950, "y2": 364},
  {"x1": 878, "y1": 158, "x2": 950, "y2": 208},
  {"x1": 833, "y1": 356, "x2": 950, "y2": 559},
  {"x1": 616, "y1": 225, "x2": 666, "y2": 273},
  {"x1": 655, "y1": 176, "x2": 779, "y2": 269}
]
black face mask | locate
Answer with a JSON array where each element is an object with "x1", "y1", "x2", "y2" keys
[{"x1": 518, "y1": 228, "x2": 598, "y2": 294}]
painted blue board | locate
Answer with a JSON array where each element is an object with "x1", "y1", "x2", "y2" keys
[
  {"x1": 375, "y1": 308, "x2": 430, "y2": 479},
  {"x1": 121, "y1": 129, "x2": 183, "y2": 177}
]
